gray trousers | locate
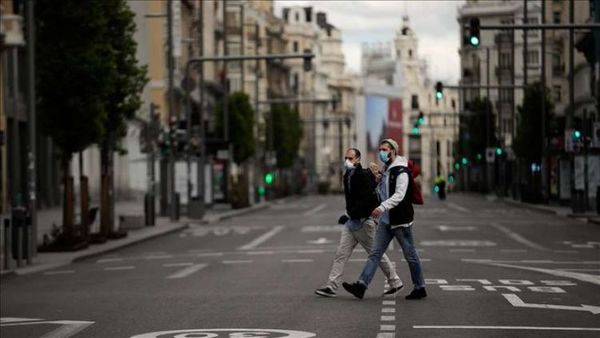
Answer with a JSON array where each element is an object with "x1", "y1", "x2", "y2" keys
[{"x1": 326, "y1": 218, "x2": 402, "y2": 290}]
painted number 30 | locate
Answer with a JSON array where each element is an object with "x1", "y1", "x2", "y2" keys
[{"x1": 130, "y1": 329, "x2": 316, "y2": 338}]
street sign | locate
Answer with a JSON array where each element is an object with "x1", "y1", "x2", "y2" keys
[
  {"x1": 485, "y1": 147, "x2": 495, "y2": 163},
  {"x1": 217, "y1": 149, "x2": 229, "y2": 160}
]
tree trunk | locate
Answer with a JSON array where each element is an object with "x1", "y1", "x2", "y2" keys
[
  {"x1": 100, "y1": 141, "x2": 112, "y2": 238},
  {"x1": 61, "y1": 153, "x2": 74, "y2": 236}
]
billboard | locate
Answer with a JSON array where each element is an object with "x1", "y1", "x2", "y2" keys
[{"x1": 365, "y1": 96, "x2": 403, "y2": 162}]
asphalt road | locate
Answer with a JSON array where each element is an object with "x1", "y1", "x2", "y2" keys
[{"x1": 1, "y1": 193, "x2": 599, "y2": 338}]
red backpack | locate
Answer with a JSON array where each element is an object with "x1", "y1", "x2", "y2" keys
[{"x1": 408, "y1": 160, "x2": 424, "y2": 205}]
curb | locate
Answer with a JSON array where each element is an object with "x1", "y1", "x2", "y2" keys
[
  {"x1": 1, "y1": 222, "x2": 189, "y2": 277},
  {"x1": 499, "y1": 197, "x2": 599, "y2": 223}
]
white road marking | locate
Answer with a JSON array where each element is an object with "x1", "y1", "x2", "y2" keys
[
  {"x1": 282, "y1": 259, "x2": 313, "y2": 263},
  {"x1": 297, "y1": 249, "x2": 325, "y2": 254},
  {"x1": 349, "y1": 258, "x2": 367, "y2": 262},
  {"x1": 382, "y1": 300, "x2": 396, "y2": 305},
  {"x1": 380, "y1": 325, "x2": 396, "y2": 331},
  {"x1": 501, "y1": 249, "x2": 528, "y2": 253},
  {"x1": 197, "y1": 252, "x2": 224, "y2": 257},
  {"x1": 560, "y1": 269, "x2": 600, "y2": 272},
  {"x1": 163, "y1": 262, "x2": 194, "y2": 267},
  {"x1": 307, "y1": 237, "x2": 334, "y2": 245},
  {"x1": 437, "y1": 225, "x2": 475, "y2": 231},
  {"x1": 401, "y1": 258, "x2": 431, "y2": 262},
  {"x1": 490, "y1": 223, "x2": 548, "y2": 251},
  {"x1": 553, "y1": 250, "x2": 578, "y2": 254},
  {"x1": 1, "y1": 320, "x2": 95, "y2": 338},
  {"x1": 238, "y1": 226, "x2": 284, "y2": 250},
  {"x1": 104, "y1": 266, "x2": 135, "y2": 271},
  {"x1": 382, "y1": 308, "x2": 396, "y2": 313},
  {"x1": 487, "y1": 262, "x2": 600, "y2": 286},
  {"x1": 43, "y1": 270, "x2": 75, "y2": 275},
  {"x1": 421, "y1": 240, "x2": 496, "y2": 247},
  {"x1": 413, "y1": 325, "x2": 600, "y2": 331},
  {"x1": 503, "y1": 293, "x2": 600, "y2": 314},
  {"x1": 222, "y1": 260, "x2": 253, "y2": 264},
  {"x1": 97, "y1": 258, "x2": 124, "y2": 263},
  {"x1": 130, "y1": 329, "x2": 316, "y2": 338},
  {"x1": 0, "y1": 318, "x2": 43, "y2": 323},
  {"x1": 247, "y1": 251, "x2": 275, "y2": 255},
  {"x1": 166, "y1": 263, "x2": 208, "y2": 279},
  {"x1": 381, "y1": 316, "x2": 395, "y2": 321},
  {"x1": 446, "y1": 202, "x2": 469, "y2": 213},
  {"x1": 376, "y1": 333, "x2": 395, "y2": 338},
  {"x1": 462, "y1": 259, "x2": 600, "y2": 264},
  {"x1": 303, "y1": 204, "x2": 327, "y2": 216}
]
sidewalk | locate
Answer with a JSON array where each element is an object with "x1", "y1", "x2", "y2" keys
[
  {"x1": 483, "y1": 194, "x2": 600, "y2": 225},
  {"x1": 0, "y1": 199, "x2": 274, "y2": 277}
]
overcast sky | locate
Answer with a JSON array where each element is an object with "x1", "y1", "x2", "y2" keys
[{"x1": 273, "y1": 0, "x2": 466, "y2": 84}]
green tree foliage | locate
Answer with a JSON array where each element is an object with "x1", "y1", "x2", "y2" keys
[
  {"x1": 459, "y1": 97, "x2": 497, "y2": 160},
  {"x1": 216, "y1": 92, "x2": 256, "y2": 164},
  {"x1": 36, "y1": 0, "x2": 110, "y2": 159},
  {"x1": 513, "y1": 82, "x2": 554, "y2": 163},
  {"x1": 266, "y1": 104, "x2": 303, "y2": 169}
]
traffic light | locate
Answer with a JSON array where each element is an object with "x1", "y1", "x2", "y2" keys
[
  {"x1": 264, "y1": 172, "x2": 274, "y2": 185},
  {"x1": 476, "y1": 153, "x2": 482, "y2": 161},
  {"x1": 495, "y1": 147, "x2": 503, "y2": 156},
  {"x1": 412, "y1": 127, "x2": 420, "y2": 135},
  {"x1": 417, "y1": 112, "x2": 425, "y2": 125},
  {"x1": 435, "y1": 82, "x2": 444, "y2": 102},
  {"x1": 572, "y1": 130, "x2": 582, "y2": 140},
  {"x1": 448, "y1": 173, "x2": 455, "y2": 184},
  {"x1": 412, "y1": 112, "x2": 425, "y2": 135},
  {"x1": 461, "y1": 157, "x2": 469, "y2": 166},
  {"x1": 258, "y1": 186, "x2": 266, "y2": 196},
  {"x1": 303, "y1": 49, "x2": 312, "y2": 72},
  {"x1": 454, "y1": 162, "x2": 460, "y2": 170},
  {"x1": 468, "y1": 18, "x2": 480, "y2": 47}
]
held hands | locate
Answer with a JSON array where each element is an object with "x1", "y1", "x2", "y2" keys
[{"x1": 370, "y1": 207, "x2": 383, "y2": 218}]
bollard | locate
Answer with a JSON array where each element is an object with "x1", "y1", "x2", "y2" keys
[
  {"x1": 3, "y1": 218, "x2": 11, "y2": 271},
  {"x1": 145, "y1": 193, "x2": 155, "y2": 226},
  {"x1": 174, "y1": 193, "x2": 180, "y2": 221},
  {"x1": 597, "y1": 186, "x2": 600, "y2": 215}
]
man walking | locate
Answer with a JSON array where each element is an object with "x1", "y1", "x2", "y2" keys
[
  {"x1": 315, "y1": 148, "x2": 403, "y2": 298},
  {"x1": 343, "y1": 139, "x2": 427, "y2": 300}
]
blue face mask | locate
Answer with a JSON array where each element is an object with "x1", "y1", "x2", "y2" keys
[{"x1": 379, "y1": 150, "x2": 390, "y2": 163}]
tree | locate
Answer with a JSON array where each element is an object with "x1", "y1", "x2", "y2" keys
[
  {"x1": 513, "y1": 82, "x2": 554, "y2": 164},
  {"x1": 216, "y1": 92, "x2": 256, "y2": 164},
  {"x1": 266, "y1": 104, "x2": 303, "y2": 169},
  {"x1": 36, "y1": 0, "x2": 112, "y2": 235},
  {"x1": 97, "y1": 0, "x2": 148, "y2": 237}
]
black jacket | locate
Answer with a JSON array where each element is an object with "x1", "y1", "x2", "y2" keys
[
  {"x1": 343, "y1": 164, "x2": 379, "y2": 220},
  {"x1": 388, "y1": 166, "x2": 414, "y2": 225}
]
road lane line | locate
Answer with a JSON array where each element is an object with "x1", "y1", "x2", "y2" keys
[
  {"x1": 222, "y1": 260, "x2": 253, "y2": 264},
  {"x1": 238, "y1": 226, "x2": 284, "y2": 250},
  {"x1": 413, "y1": 326, "x2": 600, "y2": 331},
  {"x1": 43, "y1": 270, "x2": 75, "y2": 275},
  {"x1": 303, "y1": 204, "x2": 327, "y2": 216},
  {"x1": 488, "y1": 262, "x2": 600, "y2": 286},
  {"x1": 247, "y1": 251, "x2": 275, "y2": 255},
  {"x1": 166, "y1": 263, "x2": 208, "y2": 279},
  {"x1": 97, "y1": 258, "x2": 124, "y2": 263},
  {"x1": 490, "y1": 223, "x2": 549, "y2": 251},
  {"x1": 197, "y1": 252, "x2": 224, "y2": 257},
  {"x1": 282, "y1": 259, "x2": 313, "y2": 263},
  {"x1": 500, "y1": 249, "x2": 528, "y2": 253},
  {"x1": 34, "y1": 320, "x2": 95, "y2": 338},
  {"x1": 382, "y1": 300, "x2": 396, "y2": 306},
  {"x1": 104, "y1": 266, "x2": 135, "y2": 271},
  {"x1": 380, "y1": 325, "x2": 396, "y2": 331},
  {"x1": 163, "y1": 262, "x2": 194, "y2": 267},
  {"x1": 349, "y1": 258, "x2": 367, "y2": 262},
  {"x1": 376, "y1": 333, "x2": 395, "y2": 338},
  {"x1": 450, "y1": 249, "x2": 475, "y2": 253},
  {"x1": 382, "y1": 308, "x2": 396, "y2": 313},
  {"x1": 447, "y1": 202, "x2": 469, "y2": 213},
  {"x1": 297, "y1": 249, "x2": 325, "y2": 254},
  {"x1": 381, "y1": 316, "x2": 395, "y2": 321}
]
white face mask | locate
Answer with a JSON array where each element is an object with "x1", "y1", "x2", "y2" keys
[{"x1": 344, "y1": 159, "x2": 355, "y2": 169}]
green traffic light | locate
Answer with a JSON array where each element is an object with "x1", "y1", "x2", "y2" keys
[
  {"x1": 412, "y1": 127, "x2": 420, "y2": 135},
  {"x1": 454, "y1": 163, "x2": 460, "y2": 170},
  {"x1": 496, "y1": 147, "x2": 503, "y2": 155},
  {"x1": 476, "y1": 154, "x2": 482, "y2": 161},
  {"x1": 470, "y1": 36, "x2": 480, "y2": 46},
  {"x1": 264, "y1": 173, "x2": 274, "y2": 185},
  {"x1": 433, "y1": 185, "x2": 440, "y2": 193},
  {"x1": 418, "y1": 117, "x2": 425, "y2": 125},
  {"x1": 461, "y1": 157, "x2": 468, "y2": 165},
  {"x1": 258, "y1": 186, "x2": 266, "y2": 196},
  {"x1": 435, "y1": 92, "x2": 443, "y2": 100},
  {"x1": 573, "y1": 130, "x2": 582, "y2": 139}
]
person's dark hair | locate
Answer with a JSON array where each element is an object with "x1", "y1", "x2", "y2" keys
[{"x1": 349, "y1": 148, "x2": 361, "y2": 159}]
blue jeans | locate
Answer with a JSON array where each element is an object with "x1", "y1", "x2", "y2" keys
[{"x1": 358, "y1": 222, "x2": 426, "y2": 289}]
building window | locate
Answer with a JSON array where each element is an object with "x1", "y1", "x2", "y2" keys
[
  {"x1": 411, "y1": 95, "x2": 419, "y2": 109},
  {"x1": 527, "y1": 50, "x2": 539, "y2": 66},
  {"x1": 293, "y1": 73, "x2": 299, "y2": 93},
  {"x1": 526, "y1": 17, "x2": 539, "y2": 38},
  {"x1": 293, "y1": 41, "x2": 298, "y2": 52},
  {"x1": 409, "y1": 49, "x2": 413, "y2": 58},
  {"x1": 447, "y1": 140, "x2": 451, "y2": 157},
  {"x1": 553, "y1": 85, "x2": 561, "y2": 102},
  {"x1": 553, "y1": 11, "x2": 561, "y2": 23},
  {"x1": 295, "y1": 12, "x2": 299, "y2": 22},
  {"x1": 499, "y1": 52, "x2": 511, "y2": 67}
]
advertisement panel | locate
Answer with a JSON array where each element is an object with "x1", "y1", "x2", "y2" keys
[{"x1": 365, "y1": 96, "x2": 403, "y2": 162}]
